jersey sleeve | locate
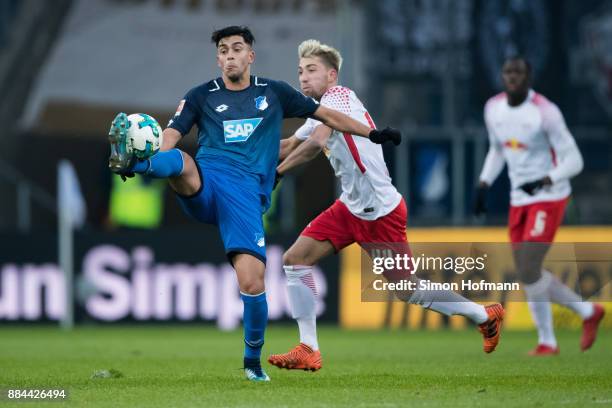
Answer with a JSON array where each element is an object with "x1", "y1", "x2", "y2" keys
[
  {"x1": 271, "y1": 80, "x2": 319, "y2": 119},
  {"x1": 479, "y1": 101, "x2": 505, "y2": 185},
  {"x1": 167, "y1": 88, "x2": 200, "y2": 136},
  {"x1": 483, "y1": 100, "x2": 503, "y2": 150},
  {"x1": 541, "y1": 102, "x2": 584, "y2": 183},
  {"x1": 294, "y1": 118, "x2": 321, "y2": 140}
]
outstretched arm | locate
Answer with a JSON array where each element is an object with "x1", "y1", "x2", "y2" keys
[
  {"x1": 277, "y1": 125, "x2": 332, "y2": 175},
  {"x1": 312, "y1": 105, "x2": 370, "y2": 137},
  {"x1": 312, "y1": 106, "x2": 401, "y2": 145}
]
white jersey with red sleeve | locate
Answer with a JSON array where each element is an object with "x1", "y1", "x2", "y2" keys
[
  {"x1": 294, "y1": 85, "x2": 402, "y2": 220},
  {"x1": 479, "y1": 89, "x2": 583, "y2": 206}
]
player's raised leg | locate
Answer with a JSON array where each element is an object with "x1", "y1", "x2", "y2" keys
[
  {"x1": 268, "y1": 235, "x2": 335, "y2": 371},
  {"x1": 108, "y1": 112, "x2": 201, "y2": 196},
  {"x1": 362, "y1": 200, "x2": 505, "y2": 354},
  {"x1": 386, "y1": 259, "x2": 504, "y2": 353},
  {"x1": 405, "y1": 277, "x2": 504, "y2": 353}
]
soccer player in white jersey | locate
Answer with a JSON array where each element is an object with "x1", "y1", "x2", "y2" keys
[
  {"x1": 474, "y1": 56, "x2": 605, "y2": 356},
  {"x1": 267, "y1": 39, "x2": 505, "y2": 371}
]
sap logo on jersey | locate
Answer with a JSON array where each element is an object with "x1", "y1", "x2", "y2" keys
[{"x1": 223, "y1": 118, "x2": 263, "y2": 143}]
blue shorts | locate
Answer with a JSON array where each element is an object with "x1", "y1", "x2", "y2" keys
[{"x1": 176, "y1": 161, "x2": 267, "y2": 264}]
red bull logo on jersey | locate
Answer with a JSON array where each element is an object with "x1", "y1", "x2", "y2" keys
[
  {"x1": 223, "y1": 118, "x2": 263, "y2": 143},
  {"x1": 503, "y1": 138, "x2": 528, "y2": 150}
]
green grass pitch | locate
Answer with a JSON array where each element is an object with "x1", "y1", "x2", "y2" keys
[{"x1": 1, "y1": 326, "x2": 610, "y2": 407}]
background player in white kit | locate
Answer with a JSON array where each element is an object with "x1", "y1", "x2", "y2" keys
[
  {"x1": 268, "y1": 40, "x2": 505, "y2": 372},
  {"x1": 474, "y1": 56, "x2": 605, "y2": 356}
]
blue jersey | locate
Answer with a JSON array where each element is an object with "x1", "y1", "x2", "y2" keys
[{"x1": 168, "y1": 75, "x2": 318, "y2": 209}]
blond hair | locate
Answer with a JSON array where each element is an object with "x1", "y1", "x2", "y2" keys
[{"x1": 298, "y1": 39, "x2": 343, "y2": 72}]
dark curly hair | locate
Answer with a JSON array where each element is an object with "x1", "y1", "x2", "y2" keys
[{"x1": 211, "y1": 26, "x2": 255, "y2": 47}]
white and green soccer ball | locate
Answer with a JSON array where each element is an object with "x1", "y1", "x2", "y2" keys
[{"x1": 126, "y1": 113, "x2": 163, "y2": 160}]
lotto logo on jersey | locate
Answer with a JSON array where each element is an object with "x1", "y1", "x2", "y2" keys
[{"x1": 223, "y1": 118, "x2": 263, "y2": 143}]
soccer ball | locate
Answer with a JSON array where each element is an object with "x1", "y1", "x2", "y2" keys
[{"x1": 126, "y1": 113, "x2": 163, "y2": 160}]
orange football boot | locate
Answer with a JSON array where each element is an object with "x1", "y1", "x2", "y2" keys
[
  {"x1": 268, "y1": 343, "x2": 322, "y2": 371},
  {"x1": 478, "y1": 303, "x2": 505, "y2": 353}
]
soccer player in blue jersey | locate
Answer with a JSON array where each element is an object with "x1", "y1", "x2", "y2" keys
[{"x1": 108, "y1": 26, "x2": 401, "y2": 382}]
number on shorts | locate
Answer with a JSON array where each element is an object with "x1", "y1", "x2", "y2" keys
[{"x1": 529, "y1": 210, "x2": 547, "y2": 237}]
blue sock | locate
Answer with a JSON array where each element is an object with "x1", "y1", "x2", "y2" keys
[
  {"x1": 131, "y1": 149, "x2": 184, "y2": 177},
  {"x1": 241, "y1": 292, "x2": 268, "y2": 360}
]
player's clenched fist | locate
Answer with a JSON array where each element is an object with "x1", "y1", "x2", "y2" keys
[{"x1": 369, "y1": 127, "x2": 402, "y2": 146}]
